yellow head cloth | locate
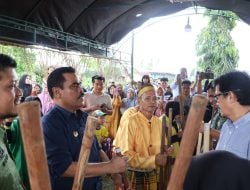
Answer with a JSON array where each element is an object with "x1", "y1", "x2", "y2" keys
[{"x1": 138, "y1": 86, "x2": 155, "y2": 98}]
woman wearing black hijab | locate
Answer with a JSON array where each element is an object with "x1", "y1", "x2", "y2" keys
[{"x1": 18, "y1": 74, "x2": 32, "y2": 101}]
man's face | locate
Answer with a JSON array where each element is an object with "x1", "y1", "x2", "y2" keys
[
  {"x1": 182, "y1": 84, "x2": 191, "y2": 96},
  {"x1": 139, "y1": 90, "x2": 157, "y2": 114},
  {"x1": 161, "y1": 81, "x2": 168, "y2": 89},
  {"x1": 56, "y1": 73, "x2": 84, "y2": 111},
  {"x1": 215, "y1": 85, "x2": 230, "y2": 118},
  {"x1": 93, "y1": 79, "x2": 104, "y2": 94},
  {"x1": 0, "y1": 68, "x2": 22, "y2": 121},
  {"x1": 180, "y1": 68, "x2": 187, "y2": 79},
  {"x1": 207, "y1": 88, "x2": 216, "y2": 107}
]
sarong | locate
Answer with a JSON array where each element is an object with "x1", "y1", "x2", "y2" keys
[{"x1": 126, "y1": 168, "x2": 157, "y2": 190}]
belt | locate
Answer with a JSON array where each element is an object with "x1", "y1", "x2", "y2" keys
[{"x1": 127, "y1": 167, "x2": 155, "y2": 173}]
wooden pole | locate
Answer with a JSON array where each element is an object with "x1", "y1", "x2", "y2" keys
[
  {"x1": 159, "y1": 115, "x2": 167, "y2": 190},
  {"x1": 114, "y1": 147, "x2": 131, "y2": 190},
  {"x1": 17, "y1": 102, "x2": 51, "y2": 190},
  {"x1": 165, "y1": 108, "x2": 173, "y2": 188},
  {"x1": 167, "y1": 94, "x2": 208, "y2": 190},
  {"x1": 72, "y1": 116, "x2": 98, "y2": 190},
  {"x1": 203, "y1": 123, "x2": 210, "y2": 153},
  {"x1": 178, "y1": 78, "x2": 184, "y2": 130},
  {"x1": 196, "y1": 122, "x2": 204, "y2": 155}
]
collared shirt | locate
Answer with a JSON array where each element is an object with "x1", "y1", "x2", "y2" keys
[
  {"x1": 216, "y1": 112, "x2": 250, "y2": 160},
  {"x1": 42, "y1": 105, "x2": 101, "y2": 190},
  {"x1": 0, "y1": 127, "x2": 24, "y2": 190},
  {"x1": 118, "y1": 111, "x2": 164, "y2": 169}
]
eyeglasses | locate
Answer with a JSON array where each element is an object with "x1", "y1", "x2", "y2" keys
[
  {"x1": 213, "y1": 89, "x2": 240, "y2": 101},
  {"x1": 213, "y1": 92, "x2": 229, "y2": 101}
]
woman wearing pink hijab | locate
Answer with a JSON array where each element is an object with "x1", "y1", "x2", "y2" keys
[{"x1": 38, "y1": 66, "x2": 55, "y2": 114}]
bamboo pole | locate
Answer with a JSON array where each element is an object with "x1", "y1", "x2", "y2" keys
[
  {"x1": 196, "y1": 122, "x2": 204, "y2": 155},
  {"x1": 167, "y1": 94, "x2": 208, "y2": 190},
  {"x1": 165, "y1": 108, "x2": 173, "y2": 188},
  {"x1": 17, "y1": 102, "x2": 51, "y2": 190},
  {"x1": 203, "y1": 123, "x2": 210, "y2": 153},
  {"x1": 159, "y1": 115, "x2": 167, "y2": 190},
  {"x1": 72, "y1": 116, "x2": 98, "y2": 190}
]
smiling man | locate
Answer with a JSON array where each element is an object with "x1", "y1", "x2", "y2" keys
[
  {"x1": 214, "y1": 71, "x2": 250, "y2": 160},
  {"x1": 0, "y1": 54, "x2": 24, "y2": 190},
  {"x1": 82, "y1": 75, "x2": 112, "y2": 115}
]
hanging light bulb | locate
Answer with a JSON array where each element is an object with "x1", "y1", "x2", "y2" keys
[{"x1": 184, "y1": 17, "x2": 192, "y2": 32}]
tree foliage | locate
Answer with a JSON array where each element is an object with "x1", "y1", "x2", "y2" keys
[
  {"x1": 0, "y1": 44, "x2": 36, "y2": 76},
  {"x1": 196, "y1": 10, "x2": 239, "y2": 77},
  {"x1": 0, "y1": 44, "x2": 128, "y2": 88}
]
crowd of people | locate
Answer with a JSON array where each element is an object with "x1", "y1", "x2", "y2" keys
[{"x1": 0, "y1": 53, "x2": 250, "y2": 190}]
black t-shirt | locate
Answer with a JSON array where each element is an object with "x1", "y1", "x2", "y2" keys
[
  {"x1": 184, "y1": 151, "x2": 250, "y2": 190},
  {"x1": 164, "y1": 91, "x2": 173, "y2": 100}
]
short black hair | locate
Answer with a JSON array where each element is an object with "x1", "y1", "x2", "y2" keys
[
  {"x1": 160, "y1": 77, "x2": 168, "y2": 82},
  {"x1": 92, "y1": 75, "x2": 105, "y2": 83},
  {"x1": 24, "y1": 96, "x2": 41, "y2": 103},
  {"x1": 47, "y1": 67, "x2": 75, "y2": 99},
  {"x1": 214, "y1": 71, "x2": 250, "y2": 105},
  {"x1": 0, "y1": 54, "x2": 17, "y2": 80},
  {"x1": 182, "y1": 80, "x2": 192, "y2": 86},
  {"x1": 206, "y1": 81, "x2": 215, "y2": 91}
]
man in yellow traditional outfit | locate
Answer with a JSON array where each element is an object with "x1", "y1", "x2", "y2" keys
[
  {"x1": 114, "y1": 84, "x2": 172, "y2": 190},
  {"x1": 113, "y1": 106, "x2": 139, "y2": 149}
]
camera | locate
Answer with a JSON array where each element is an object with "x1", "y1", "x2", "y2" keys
[
  {"x1": 203, "y1": 72, "x2": 214, "y2": 79},
  {"x1": 197, "y1": 71, "x2": 214, "y2": 79}
]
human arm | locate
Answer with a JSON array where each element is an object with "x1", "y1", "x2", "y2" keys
[
  {"x1": 99, "y1": 149, "x2": 124, "y2": 187},
  {"x1": 100, "y1": 95, "x2": 113, "y2": 115},
  {"x1": 62, "y1": 156, "x2": 127, "y2": 178},
  {"x1": 100, "y1": 103, "x2": 113, "y2": 115},
  {"x1": 81, "y1": 104, "x2": 102, "y2": 112}
]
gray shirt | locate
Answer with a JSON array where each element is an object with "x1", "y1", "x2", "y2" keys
[{"x1": 83, "y1": 91, "x2": 112, "y2": 114}]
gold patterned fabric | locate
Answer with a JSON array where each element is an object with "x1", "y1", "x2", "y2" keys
[
  {"x1": 104, "y1": 95, "x2": 122, "y2": 139},
  {"x1": 126, "y1": 169, "x2": 157, "y2": 190},
  {"x1": 114, "y1": 110, "x2": 169, "y2": 190}
]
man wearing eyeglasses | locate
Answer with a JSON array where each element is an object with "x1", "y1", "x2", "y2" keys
[
  {"x1": 214, "y1": 71, "x2": 250, "y2": 160},
  {"x1": 42, "y1": 67, "x2": 127, "y2": 190}
]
